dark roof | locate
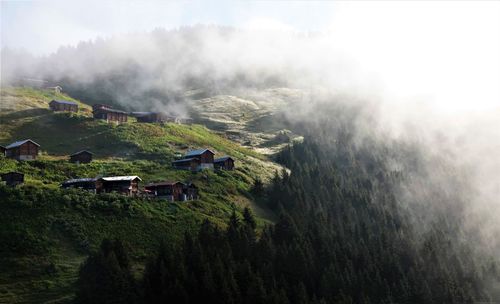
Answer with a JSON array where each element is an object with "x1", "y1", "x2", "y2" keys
[
  {"x1": 146, "y1": 181, "x2": 185, "y2": 187},
  {"x1": 214, "y1": 156, "x2": 234, "y2": 162},
  {"x1": 172, "y1": 157, "x2": 199, "y2": 164},
  {"x1": 70, "y1": 150, "x2": 94, "y2": 156},
  {"x1": 96, "y1": 108, "x2": 128, "y2": 114},
  {"x1": 5, "y1": 139, "x2": 40, "y2": 149},
  {"x1": 50, "y1": 99, "x2": 77, "y2": 106},
  {"x1": 185, "y1": 149, "x2": 215, "y2": 157},
  {"x1": 1, "y1": 171, "x2": 24, "y2": 177}
]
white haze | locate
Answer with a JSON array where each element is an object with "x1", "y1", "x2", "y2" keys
[{"x1": 1, "y1": 1, "x2": 500, "y2": 247}]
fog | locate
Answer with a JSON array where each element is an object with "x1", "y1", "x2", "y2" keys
[{"x1": 1, "y1": 1, "x2": 499, "y2": 251}]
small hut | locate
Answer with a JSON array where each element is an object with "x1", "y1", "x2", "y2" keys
[
  {"x1": 214, "y1": 156, "x2": 235, "y2": 170},
  {"x1": 46, "y1": 86, "x2": 62, "y2": 94},
  {"x1": 1, "y1": 172, "x2": 24, "y2": 186},
  {"x1": 0, "y1": 145, "x2": 5, "y2": 156},
  {"x1": 69, "y1": 150, "x2": 93, "y2": 164},
  {"x1": 5, "y1": 139, "x2": 40, "y2": 161}
]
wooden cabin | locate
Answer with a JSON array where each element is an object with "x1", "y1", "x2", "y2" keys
[
  {"x1": 1, "y1": 172, "x2": 24, "y2": 186},
  {"x1": 184, "y1": 149, "x2": 214, "y2": 169},
  {"x1": 69, "y1": 150, "x2": 93, "y2": 164},
  {"x1": 145, "y1": 181, "x2": 185, "y2": 201},
  {"x1": 183, "y1": 182, "x2": 198, "y2": 200},
  {"x1": 61, "y1": 178, "x2": 97, "y2": 192},
  {"x1": 172, "y1": 149, "x2": 214, "y2": 171},
  {"x1": 5, "y1": 139, "x2": 40, "y2": 161},
  {"x1": 96, "y1": 176, "x2": 141, "y2": 196},
  {"x1": 214, "y1": 156, "x2": 235, "y2": 170},
  {"x1": 92, "y1": 104, "x2": 128, "y2": 123},
  {"x1": 49, "y1": 100, "x2": 78, "y2": 112},
  {"x1": 172, "y1": 158, "x2": 201, "y2": 171}
]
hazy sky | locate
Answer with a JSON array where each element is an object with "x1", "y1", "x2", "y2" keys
[
  {"x1": 1, "y1": 0, "x2": 499, "y2": 112},
  {"x1": 1, "y1": 0, "x2": 338, "y2": 54}
]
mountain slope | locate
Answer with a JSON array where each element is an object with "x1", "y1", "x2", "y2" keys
[
  {"x1": 189, "y1": 88, "x2": 303, "y2": 154},
  {"x1": 0, "y1": 86, "x2": 281, "y2": 304}
]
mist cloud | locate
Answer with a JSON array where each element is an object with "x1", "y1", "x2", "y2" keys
[{"x1": 1, "y1": 1, "x2": 500, "y2": 257}]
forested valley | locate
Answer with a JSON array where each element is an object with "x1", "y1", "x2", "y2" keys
[{"x1": 75, "y1": 103, "x2": 500, "y2": 304}]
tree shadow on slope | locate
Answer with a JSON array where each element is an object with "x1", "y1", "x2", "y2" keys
[{"x1": 0, "y1": 108, "x2": 52, "y2": 122}]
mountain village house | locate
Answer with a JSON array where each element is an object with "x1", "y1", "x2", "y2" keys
[
  {"x1": 4, "y1": 139, "x2": 40, "y2": 161},
  {"x1": 92, "y1": 104, "x2": 128, "y2": 123},
  {"x1": 1, "y1": 172, "x2": 24, "y2": 187},
  {"x1": 214, "y1": 156, "x2": 235, "y2": 170},
  {"x1": 96, "y1": 176, "x2": 141, "y2": 196},
  {"x1": 69, "y1": 150, "x2": 93, "y2": 164},
  {"x1": 172, "y1": 149, "x2": 215, "y2": 171},
  {"x1": 61, "y1": 176, "x2": 142, "y2": 196},
  {"x1": 145, "y1": 181, "x2": 198, "y2": 201},
  {"x1": 145, "y1": 181, "x2": 185, "y2": 201},
  {"x1": 49, "y1": 100, "x2": 78, "y2": 112}
]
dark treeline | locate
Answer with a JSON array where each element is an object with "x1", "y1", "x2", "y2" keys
[{"x1": 76, "y1": 104, "x2": 500, "y2": 303}]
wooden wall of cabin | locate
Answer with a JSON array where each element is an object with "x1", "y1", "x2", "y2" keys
[
  {"x1": 200, "y1": 152, "x2": 214, "y2": 164},
  {"x1": 70, "y1": 153, "x2": 92, "y2": 163}
]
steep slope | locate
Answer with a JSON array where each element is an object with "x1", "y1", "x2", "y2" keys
[
  {"x1": 0, "y1": 87, "x2": 281, "y2": 304},
  {"x1": 188, "y1": 88, "x2": 303, "y2": 154}
]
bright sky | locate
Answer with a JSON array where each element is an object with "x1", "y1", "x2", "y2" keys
[
  {"x1": 0, "y1": 0, "x2": 337, "y2": 53},
  {"x1": 1, "y1": 0, "x2": 499, "y2": 112}
]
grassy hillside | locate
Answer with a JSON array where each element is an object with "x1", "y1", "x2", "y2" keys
[
  {"x1": 189, "y1": 88, "x2": 303, "y2": 154},
  {"x1": 0, "y1": 87, "x2": 281, "y2": 303}
]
